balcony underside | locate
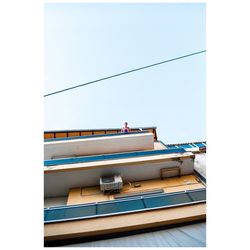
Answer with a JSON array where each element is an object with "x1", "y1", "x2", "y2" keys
[
  {"x1": 44, "y1": 152, "x2": 194, "y2": 197},
  {"x1": 44, "y1": 202, "x2": 206, "y2": 244}
]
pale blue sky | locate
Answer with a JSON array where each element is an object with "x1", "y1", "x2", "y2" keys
[{"x1": 44, "y1": 3, "x2": 205, "y2": 144}]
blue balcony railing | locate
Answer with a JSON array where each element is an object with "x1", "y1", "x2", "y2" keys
[
  {"x1": 167, "y1": 142, "x2": 206, "y2": 150},
  {"x1": 44, "y1": 148, "x2": 186, "y2": 166},
  {"x1": 44, "y1": 188, "x2": 206, "y2": 223}
]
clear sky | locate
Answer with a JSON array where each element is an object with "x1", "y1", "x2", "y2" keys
[{"x1": 44, "y1": 3, "x2": 206, "y2": 144}]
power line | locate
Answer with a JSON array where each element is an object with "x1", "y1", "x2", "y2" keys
[{"x1": 44, "y1": 50, "x2": 206, "y2": 97}]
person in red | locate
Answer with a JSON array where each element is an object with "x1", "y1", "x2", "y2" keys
[{"x1": 121, "y1": 122, "x2": 130, "y2": 133}]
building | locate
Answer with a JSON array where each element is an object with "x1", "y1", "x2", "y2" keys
[{"x1": 44, "y1": 127, "x2": 206, "y2": 247}]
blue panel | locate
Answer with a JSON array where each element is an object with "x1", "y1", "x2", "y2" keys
[
  {"x1": 97, "y1": 199, "x2": 145, "y2": 215},
  {"x1": 188, "y1": 190, "x2": 206, "y2": 201},
  {"x1": 44, "y1": 205, "x2": 96, "y2": 222},
  {"x1": 44, "y1": 148, "x2": 186, "y2": 166},
  {"x1": 179, "y1": 144, "x2": 193, "y2": 149},
  {"x1": 144, "y1": 193, "x2": 192, "y2": 208},
  {"x1": 167, "y1": 145, "x2": 177, "y2": 149},
  {"x1": 194, "y1": 143, "x2": 206, "y2": 147}
]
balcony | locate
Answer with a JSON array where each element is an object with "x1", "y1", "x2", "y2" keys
[
  {"x1": 44, "y1": 131, "x2": 154, "y2": 160},
  {"x1": 44, "y1": 147, "x2": 186, "y2": 166},
  {"x1": 44, "y1": 188, "x2": 206, "y2": 223}
]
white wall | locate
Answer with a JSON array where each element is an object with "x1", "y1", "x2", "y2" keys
[
  {"x1": 44, "y1": 196, "x2": 67, "y2": 208},
  {"x1": 194, "y1": 153, "x2": 206, "y2": 178},
  {"x1": 44, "y1": 133, "x2": 154, "y2": 160}
]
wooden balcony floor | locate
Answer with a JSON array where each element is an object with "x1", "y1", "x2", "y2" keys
[{"x1": 67, "y1": 174, "x2": 205, "y2": 205}]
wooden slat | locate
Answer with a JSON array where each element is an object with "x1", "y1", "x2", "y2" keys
[
  {"x1": 44, "y1": 127, "x2": 158, "y2": 141},
  {"x1": 106, "y1": 130, "x2": 119, "y2": 134},
  {"x1": 93, "y1": 131, "x2": 105, "y2": 135},
  {"x1": 131, "y1": 129, "x2": 140, "y2": 132},
  {"x1": 80, "y1": 131, "x2": 92, "y2": 136},
  {"x1": 55, "y1": 132, "x2": 67, "y2": 138},
  {"x1": 44, "y1": 133, "x2": 54, "y2": 139},
  {"x1": 68, "y1": 132, "x2": 80, "y2": 137}
]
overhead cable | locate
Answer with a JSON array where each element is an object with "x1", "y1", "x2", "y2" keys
[{"x1": 44, "y1": 50, "x2": 206, "y2": 97}]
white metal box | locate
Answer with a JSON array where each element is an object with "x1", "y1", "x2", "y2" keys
[{"x1": 100, "y1": 175, "x2": 123, "y2": 192}]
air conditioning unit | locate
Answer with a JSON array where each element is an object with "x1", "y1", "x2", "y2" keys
[{"x1": 100, "y1": 175, "x2": 123, "y2": 192}]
